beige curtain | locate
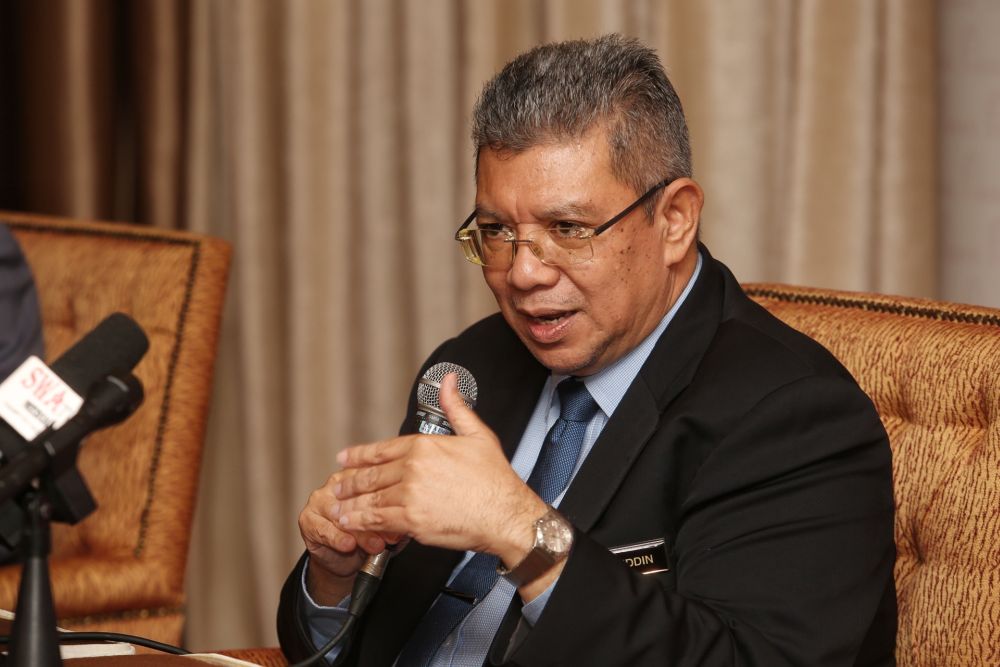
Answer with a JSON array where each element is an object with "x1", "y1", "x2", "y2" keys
[
  {"x1": 181, "y1": 0, "x2": 940, "y2": 649},
  {"x1": 938, "y1": 0, "x2": 1000, "y2": 310},
  {"x1": 11, "y1": 0, "x2": 987, "y2": 651}
]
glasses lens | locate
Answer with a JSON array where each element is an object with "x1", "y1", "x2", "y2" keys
[
  {"x1": 457, "y1": 227, "x2": 594, "y2": 267},
  {"x1": 459, "y1": 229, "x2": 509, "y2": 267},
  {"x1": 457, "y1": 232, "x2": 485, "y2": 265},
  {"x1": 531, "y1": 228, "x2": 593, "y2": 266}
]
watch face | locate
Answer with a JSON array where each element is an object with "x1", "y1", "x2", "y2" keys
[{"x1": 538, "y1": 514, "x2": 573, "y2": 555}]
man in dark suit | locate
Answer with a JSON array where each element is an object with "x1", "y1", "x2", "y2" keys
[{"x1": 278, "y1": 34, "x2": 896, "y2": 666}]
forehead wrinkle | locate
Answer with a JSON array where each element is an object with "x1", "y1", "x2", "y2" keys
[{"x1": 536, "y1": 200, "x2": 599, "y2": 221}]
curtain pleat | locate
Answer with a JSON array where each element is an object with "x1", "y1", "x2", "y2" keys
[{"x1": 17, "y1": 0, "x2": 115, "y2": 217}]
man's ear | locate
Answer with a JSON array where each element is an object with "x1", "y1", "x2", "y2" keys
[{"x1": 656, "y1": 177, "x2": 703, "y2": 264}]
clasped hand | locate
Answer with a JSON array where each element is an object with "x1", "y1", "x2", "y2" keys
[{"x1": 298, "y1": 373, "x2": 546, "y2": 601}]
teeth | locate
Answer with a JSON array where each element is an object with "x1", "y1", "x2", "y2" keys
[{"x1": 535, "y1": 314, "x2": 564, "y2": 323}]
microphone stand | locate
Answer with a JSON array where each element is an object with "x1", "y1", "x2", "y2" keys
[
  {"x1": 8, "y1": 489, "x2": 63, "y2": 667},
  {"x1": 0, "y1": 372, "x2": 141, "y2": 667}
]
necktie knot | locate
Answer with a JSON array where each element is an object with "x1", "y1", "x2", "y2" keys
[{"x1": 556, "y1": 378, "x2": 599, "y2": 423}]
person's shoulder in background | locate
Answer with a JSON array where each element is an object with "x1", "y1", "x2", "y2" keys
[{"x1": 0, "y1": 222, "x2": 44, "y2": 377}]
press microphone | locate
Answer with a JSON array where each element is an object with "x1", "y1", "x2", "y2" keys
[
  {"x1": 352, "y1": 363, "x2": 478, "y2": 605},
  {"x1": 0, "y1": 312, "x2": 149, "y2": 459},
  {"x1": 0, "y1": 372, "x2": 144, "y2": 507},
  {"x1": 0, "y1": 313, "x2": 149, "y2": 546}
]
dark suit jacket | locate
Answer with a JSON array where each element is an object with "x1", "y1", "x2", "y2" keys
[
  {"x1": 278, "y1": 246, "x2": 897, "y2": 666},
  {"x1": 0, "y1": 223, "x2": 44, "y2": 379}
]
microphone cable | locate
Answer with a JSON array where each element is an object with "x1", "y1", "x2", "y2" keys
[
  {"x1": 287, "y1": 549, "x2": 390, "y2": 667},
  {"x1": 0, "y1": 630, "x2": 188, "y2": 655}
]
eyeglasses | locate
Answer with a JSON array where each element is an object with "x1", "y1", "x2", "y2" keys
[{"x1": 455, "y1": 178, "x2": 671, "y2": 268}]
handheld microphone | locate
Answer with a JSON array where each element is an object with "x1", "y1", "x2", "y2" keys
[
  {"x1": 415, "y1": 362, "x2": 479, "y2": 435},
  {"x1": 291, "y1": 363, "x2": 479, "y2": 667},
  {"x1": 353, "y1": 363, "x2": 478, "y2": 604}
]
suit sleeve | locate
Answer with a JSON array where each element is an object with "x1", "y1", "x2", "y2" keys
[
  {"x1": 277, "y1": 553, "x2": 324, "y2": 662},
  {"x1": 498, "y1": 374, "x2": 896, "y2": 666}
]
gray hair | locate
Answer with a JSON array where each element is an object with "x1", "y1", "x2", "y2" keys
[{"x1": 471, "y1": 34, "x2": 692, "y2": 213}]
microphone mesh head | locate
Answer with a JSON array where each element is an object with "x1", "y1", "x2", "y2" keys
[{"x1": 417, "y1": 362, "x2": 478, "y2": 411}]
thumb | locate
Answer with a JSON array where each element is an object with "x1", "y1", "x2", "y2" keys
[{"x1": 439, "y1": 372, "x2": 488, "y2": 438}]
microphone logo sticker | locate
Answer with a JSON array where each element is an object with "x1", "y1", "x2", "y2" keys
[{"x1": 0, "y1": 356, "x2": 84, "y2": 440}]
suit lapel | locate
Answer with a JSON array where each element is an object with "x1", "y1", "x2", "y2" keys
[{"x1": 560, "y1": 247, "x2": 726, "y2": 531}]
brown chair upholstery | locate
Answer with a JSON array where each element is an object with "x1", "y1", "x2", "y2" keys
[
  {"x1": 746, "y1": 283, "x2": 1000, "y2": 667},
  {"x1": 0, "y1": 211, "x2": 230, "y2": 646}
]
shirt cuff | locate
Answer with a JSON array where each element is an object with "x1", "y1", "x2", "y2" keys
[
  {"x1": 300, "y1": 557, "x2": 352, "y2": 662},
  {"x1": 520, "y1": 577, "x2": 557, "y2": 627}
]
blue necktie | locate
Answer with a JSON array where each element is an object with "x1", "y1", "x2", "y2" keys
[{"x1": 395, "y1": 378, "x2": 599, "y2": 666}]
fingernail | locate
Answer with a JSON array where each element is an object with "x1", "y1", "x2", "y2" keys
[
  {"x1": 333, "y1": 482, "x2": 342, "y2": 497},
  {"x1": 336, "y1": 451, "x2": 347, "y2": 464},
  {"x1": 339, "y1": 516, "x2": 350, "y2": 527},
  {"x1": 330, "y1": 503, "x2": 341, "y2": 518}
]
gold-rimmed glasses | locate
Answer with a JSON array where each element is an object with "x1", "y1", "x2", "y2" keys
[{"x1": 455, "y1": 178, "x2": 671, "y2": 268}]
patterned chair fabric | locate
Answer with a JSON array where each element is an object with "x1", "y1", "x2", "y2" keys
[{"x1": 747, "y1": 283, "x2": 1000, "y2": 667}]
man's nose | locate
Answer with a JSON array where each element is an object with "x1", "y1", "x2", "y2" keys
[{"x1": 507, "y1": 241, "x2": 559, "y2": 289}]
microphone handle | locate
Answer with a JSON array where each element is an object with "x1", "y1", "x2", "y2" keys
[
  {"x1": 350, "y1": 550, "x2": 390, "y2": 616},
  {"x1": 345, "y1": 410, "x2": 454, "y2": 614},
  {"x1": 348, "y1": 411, "x2": 445, "y2": 615}
]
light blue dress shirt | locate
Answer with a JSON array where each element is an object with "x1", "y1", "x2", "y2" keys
[{"x1": 302, "y1": 254, "x2": 703, "y2": 665}]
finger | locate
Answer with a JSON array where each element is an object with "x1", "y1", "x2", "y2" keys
[
  {"x1": 439, "y1": 372, "x2": 489, "y2": 438},
  {"x1": 302, "y1": 497, "x2": 391, "y2": 555},
  {"x1": 338, "y1": 504, "x2": 410, "y2": 536},
  {"x1": 300, "y1": 506, "x2": 360, "y2": 553},
  {"x1": 335, "y1": 482, "x2": 411, "y2": 531},
  {"x1": 381, "y1": 532, "x2": 407, "y2": 546},
  {"x1": 333, "y1": 461, "x2": 404, "y2": 500},
  {"x1": 337, "y1": 437, "x2": 409, "y2": 469}
]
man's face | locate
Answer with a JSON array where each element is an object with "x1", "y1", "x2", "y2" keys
[{"x1": 475, "y1": 127, "x2": 687, "y2": 376}]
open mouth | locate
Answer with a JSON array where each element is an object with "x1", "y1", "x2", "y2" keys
[
  {"x1": 521, "y1": 309, "x2": 577, "y2": 343},
  {"x1": 530, "y1": 312, "x2": 571, "y2": 324}
]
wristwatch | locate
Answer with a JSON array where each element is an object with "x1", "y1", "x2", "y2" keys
[{"x1": 497, "y1": 506, "x2": 574, "y2": 587}]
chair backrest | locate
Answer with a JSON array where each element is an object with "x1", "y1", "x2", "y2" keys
[
  {"x1": 0, "y1": 211, "x2": 230, "y2": 644},
  {"x1": 747, "y1": 283, "x2": 1000, "y2": 667}
]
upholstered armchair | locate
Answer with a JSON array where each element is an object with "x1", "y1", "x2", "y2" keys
[
  {"x1": 746, "y1": 284, "x2": 1000, "y2": 666},
  {"x1": 0, "y1": 211, "x2": 230, "y2": 646}
]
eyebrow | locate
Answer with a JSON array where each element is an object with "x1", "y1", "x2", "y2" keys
[{"x1": 473, "y1": 200, "x2": 600, "y2": 224}]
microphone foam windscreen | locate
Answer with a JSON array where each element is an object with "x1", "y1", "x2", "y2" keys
[
  {"x1": 50, "y1": 313, "x2": 150, "y2": 392},
  {"x1": 417, "y1": 362, "x2": 478, "y2": 411}
]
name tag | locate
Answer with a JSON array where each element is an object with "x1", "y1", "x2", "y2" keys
[{"x1": 610, "y1": 538, "x2": 670, "y2": 575}]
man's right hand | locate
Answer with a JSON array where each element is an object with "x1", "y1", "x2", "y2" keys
[{"x1": 298, "y1": 473, "x2": 400, "y2": 606}]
